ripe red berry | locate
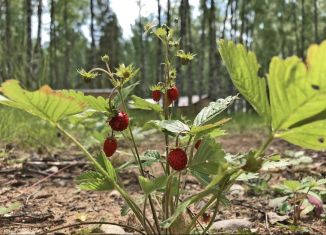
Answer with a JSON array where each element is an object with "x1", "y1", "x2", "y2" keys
[
  {"x1": 167, "y1": 86, "x2": 179, "y2": 101},
  {"x1": 103, "y1": 137, "x2": 118, "y2": 157},
  {"x1": 152, "y1": 90, "x2": 161, "y2": 102},
  {"x1": 109, "y1": 112, "x2": 129, "y2": 131},
  {"x1": 195, "y1": 140, "x2": 202, "y2": 150},
  {"x1": 168, "y1": 148, "x2": 187, "y2": 171}
]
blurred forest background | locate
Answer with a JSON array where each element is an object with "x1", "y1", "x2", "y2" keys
[{"x1": 0, "y1": 0, "x2": 325, "y2": 106}]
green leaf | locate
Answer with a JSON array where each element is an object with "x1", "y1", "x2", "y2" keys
[
  {"x1": 218, "y1": 40, "x2": 270, "y2": 122},
  {"x1": 0, "y1": 80, "x2": 85, "y2": 123},
  {"x1": 138, "y1": 175, "x2": 168, "y2": 194},
  {"x1": 148, "y1": 120, "x2": 190, "y2": 134},
  {"x1": 269, "y1": 196, "x2": 289, "y2": 208},
  {"x1": 242, "y1": 151, "x2": 263, "y2": 173},
  {"x1": 277, "y1": 120, "x2": 326, "y2": 150},
  {"x1": 61, "y1": 89, "x2": 108, "y2": 113},
  {"x1": 190, "y1": 118, "x2": 230, "y2": 135},
  {"x1": 96, "y1": 152, "x2": 117, "y2": 181},
  {"x1": 190, "y1": 138, "x2": 227, "y2": 175},
  {"x1": 142, "y1": 150, "x2": 161, "y2": 167},
  {"x1": 193, "y1": 96, "x2": 237, "y2": 126},
  {"x1": 113, "y1": 82, "x2": 139, "y2": 108},
  {"x1": 130, "y1": 95, "x2": 163, "y2": 113},
  {"x1": 77, "y1": 171, "x2": 115, "y2": 191},
  {"x1": 0, "y1": 202, "x2": 22, "y2": 215},
  {"x1": 306, "y1": 40, "x2": 326, "y2": 89},
  {"x1": 283, "y1": 180, "x2": 302, "y2": 192},
  {"x1": 268, "y1": 56, "x2": 326, "y2": 130}
]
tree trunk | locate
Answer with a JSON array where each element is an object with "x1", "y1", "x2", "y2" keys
[
  {"x1": 138, "y1": 0, "x2": 146, "y2": 93},
  {"x1": 292, "y1": 0, "x2": 299, "y2": 55},
  {"x1": 25, "y1": 0, "x2": 32, "y2": 87},
  {"x1": 185, "y1": 0, "x2": 193, "y2": 105},
  {"x1": 156, "y1": 0, "x2": 162, "y2": 84},
  {"x1": 300, "y1": 0, "x2": 305, "y2": 59},
  {"x1": 64, "y1": 0, "x2": 69, "y2": 88},
  {"x1": 239, "y1": 0, "x2": 245, "y2": 43},
  {"x1": 198, "y1": 0, "x2": 207, "y2": 99},
  {"x1": 208, "y1": 0, "x2": 220, "y2": 98},
  {"x1": 50, "y1": 0, "x2": 58, "y2": 87},
  {"x1": 167, "y1": 0, "x2": 171, "y2": 27},
  {"x1": 280, "y1": 0, "x2": 286, "y2": 57},
  {"x1": 34, "y1": 0, "x2": 42, "y2": 55},
  {"x1": 4, "y1": 0, "x2": 11, "y2": 79},
  {"x1": 176, "y1": 0, "x2": 187, "y2": 106},
  {"x1": 90, "y1": 0, "x2": 96, "y2": 66},
  {"x1": 313, "y1": 0, "x2": 318, "y2": 43},
  {"x1": 233, "y1": 0, "x2": 239, "y2": 42}
]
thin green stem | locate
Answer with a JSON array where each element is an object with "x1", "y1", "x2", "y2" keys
[
  {"x1": 55, "y1": 124, "x2": 148, "y2": 231},
  {"x1": 174, "y1": 172, "x2": 182, "y2": 207},
  {"x1": 118, "y1": 89, "x2": 161, "y2": 235},
  {"x1": 89, "y1": 67, "x2": 112, "y2": 79},
  {"x1": 254, "y1": 132, "x2": 274, "y2": 159},
  {"x1": 142, "y1": 195, "x2": 150, "y2": 235},
  {"x1": 185, "y1": 196, "x2": 217, "y2": 234}
]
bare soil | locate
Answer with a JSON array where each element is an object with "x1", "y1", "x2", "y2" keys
[{"x1": 1, "y1": 132, "x2": 326, "y2": 234}]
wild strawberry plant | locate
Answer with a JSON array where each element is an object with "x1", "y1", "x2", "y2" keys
[{"x1": 0, "y1": 22, "x2": 326, "y2": 234}]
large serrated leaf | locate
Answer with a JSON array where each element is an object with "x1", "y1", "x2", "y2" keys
[
  {"x1": 0, "y1": 80, "x2": 85, "y2": 123},
  {"x1": 61, "y1": 89, "x2": 108, "y2": 113},
  {"x1": 130, "y1": 95, "x2": 163, "y2": 113},
  {"x1": 277, "y1": 120, "x2": 326, "y2": 150},
  {"x1": 218, "y1": 40, "x2": 270, "y2": 122},
  {"x1": 306, "y1": 40, "x2": 326, "y2": 89},
  {"x1": 193, "y1": 96, "x2": 237, "y2": 126},
  {"x1": 268, "y1": 56, "x2": 326, "y2": 131},
  {"x1": 77, "y1": 171, "x2": 115, "y2": 191}
]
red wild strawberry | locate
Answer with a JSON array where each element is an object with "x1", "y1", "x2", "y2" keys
[
  {"x1": 103, "y1": 137, "x2": 118, "y2": 157},
  {"x1": 168, "y1": 148, "x2": 187, "y2": 171},
  {"x1": 167, "y1": 86, "x2": 179, "y2": 101},
  {"x1": 195, "y1": 140, "x2": 202, "y2": 150},
  {"x1": 152, "y1": 90, "x2": 161, "y2": 102},
  {"x1": 109, "y1": 112, "x2": 129, "y2": 131}
]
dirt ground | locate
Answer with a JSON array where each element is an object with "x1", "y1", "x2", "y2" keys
[{"x1": 1, "y1": 132, "x2": 326, "y2": 234}]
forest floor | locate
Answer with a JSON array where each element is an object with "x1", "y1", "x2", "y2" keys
[{"x1": 1, "y1": 131, "x2": 326, "y2": 235}]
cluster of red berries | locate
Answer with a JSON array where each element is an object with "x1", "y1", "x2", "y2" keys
[
  {"x1": 103, "y1": 111, "x2": 129, "y2": 157},
  {"x1": 152, "y1": 86, "x2": 179, "y2": 105}
]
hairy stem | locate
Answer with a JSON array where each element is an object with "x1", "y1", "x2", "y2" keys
[
  {"x1": 118, "y1": 89, "x2": 161, "y2": 235},
  {"x1": 55, "y1": 124, "x2": 149, "y2": 232}
]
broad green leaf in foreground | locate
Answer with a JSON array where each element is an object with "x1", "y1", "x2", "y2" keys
[
  {"x1": 276, "y1": 120, "x2": 326, "y2": 150},
  {"x1": 268, "y1": 56, "x2": 326, "y2": 131},
  {"x1": 193, "y1": 95, "x2": 237, "y2": 126},
  {"x1": 0, "y1": 80, "x2": 85, "y2": 123},
  {"x1": 306, "y1": 40, "x2": 326, "y2": 89},
  {"x1": 218, "y1": 40, "x2": 270, "y2": 123}
]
